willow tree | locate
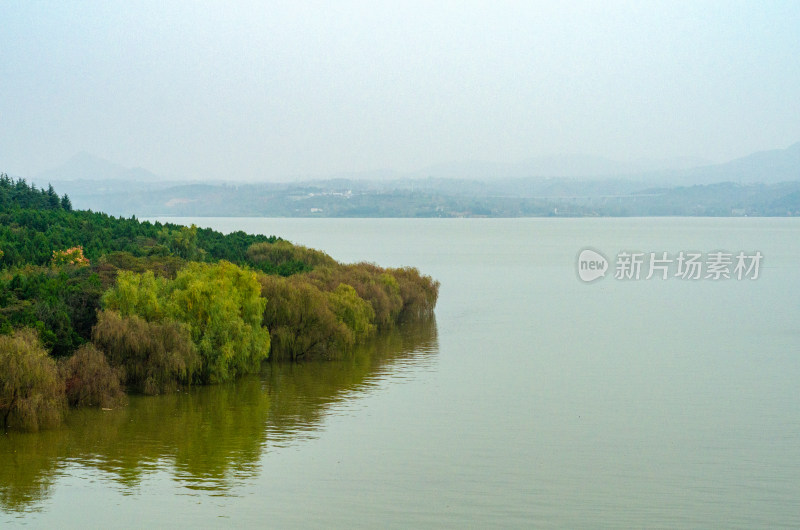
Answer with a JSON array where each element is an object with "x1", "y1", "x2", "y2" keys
[
  {"x1": 387, "y1": 266, "x2": 440, "y2": 321},
  {"x1": 101, "y1": 261, "x2": 269, "y2": 384},
  {"x1": 259, "y1": 275, "x2": 347, "y2": 361},
  {"x1": 327, "y1": 283, "x2": 375, "y2": 344},
  {"x1": 59, "y1": 343, "x2": 126, "y2": 407},
  {"x1": 0, "y1": 329, "x2": 65, "y2": 431},
  {"x1": 166, "y1": 261, "x2": 269, "y2": 381},
  {"x1": 308, "y1": 263, "x2": 404, "y2": 330},
  {"x1": 92, "y1": 310, "x2": 199, "y2": 395}
]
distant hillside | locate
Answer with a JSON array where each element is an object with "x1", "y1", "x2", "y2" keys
[{"x1": 43, "y1": 178, "x2": 800, "y2": 218}]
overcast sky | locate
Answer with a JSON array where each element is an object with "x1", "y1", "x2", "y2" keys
[{"x1": 1, "y1": 1, "x2": 799, "y2": 181}]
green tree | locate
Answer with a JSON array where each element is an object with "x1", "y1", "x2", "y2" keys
[
  {"x1": 309, "y1": 263, "x2": 404, "y2": 330},
  {"x1": 101, "y1": 269, "x2": 167, "y2": 322},
  {"x1": 248, "y1": 240, "x2": 335, "y2": 267},
  {"x1": 102, "y1": 261, "x2": 269, "y2": 383},
  {"x1": 158, "y1": 225, "x2": 206, "y2": 261}
]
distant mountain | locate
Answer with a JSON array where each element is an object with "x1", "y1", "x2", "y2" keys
[
  {"x1": 294, "y1": 146, "x2": 793, "y2": 184},
  {"x1": 36, "y1": 152, "x2": 161, "y2": 182},
  {"x1": 417, "y1": 154, "x2": 715, "y2": 180},
  {"x1": 664, "y1": 142, "x2": 800, "y2": 185}
]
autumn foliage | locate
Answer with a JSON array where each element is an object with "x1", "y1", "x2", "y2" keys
[{"x1": 51, "y1": 246, "x2": 90, "y2": 267}]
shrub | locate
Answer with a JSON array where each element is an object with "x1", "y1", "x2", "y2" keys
[
  {"x1": 0, "y1": 265, "x2": 103, "y2": 357},
  {"x1": 98, "y1": 251, "x2": 186, "y2": 279}
]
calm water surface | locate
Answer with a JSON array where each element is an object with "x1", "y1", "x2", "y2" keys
[{"x1": 2, "y1": 218, "x2": 799, "y2": 528}]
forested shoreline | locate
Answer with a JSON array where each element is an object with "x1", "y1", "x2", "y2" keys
[{"x1": 0, "y1": 175, "x2": 439, "y2": 431}]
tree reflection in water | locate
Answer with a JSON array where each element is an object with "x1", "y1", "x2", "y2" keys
[{"x1": 0, "y1": 317, "x2": 437, "y2": 513}]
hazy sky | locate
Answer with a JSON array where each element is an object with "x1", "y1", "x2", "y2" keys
[{"x1": 2, "y1": 1, "x2": 799, "y2": 181}]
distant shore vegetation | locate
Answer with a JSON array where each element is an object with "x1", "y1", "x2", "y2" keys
[{"x1": 0, "y1": 175, "x2": 439, "y2": 431}]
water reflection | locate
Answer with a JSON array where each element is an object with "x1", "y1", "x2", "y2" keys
[{"x1": 0, "y1": 318, "x2": 437, "y2": 513}]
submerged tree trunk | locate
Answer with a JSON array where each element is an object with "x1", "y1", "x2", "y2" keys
[{"x1": 2, "y1": 391, "x2": 16, "y2": 430}]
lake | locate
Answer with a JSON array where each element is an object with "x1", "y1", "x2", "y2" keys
[{"x1": 2, "y1": 218, "x2": 799, "y2": 528}]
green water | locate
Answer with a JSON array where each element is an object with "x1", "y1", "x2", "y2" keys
[{"x1": 2, "y1": 218, "x2": 799, "y2": 528}]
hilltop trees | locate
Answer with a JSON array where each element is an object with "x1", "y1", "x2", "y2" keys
[{"x1": 0, "y1": 176, "x2": 275, "y2": 268}]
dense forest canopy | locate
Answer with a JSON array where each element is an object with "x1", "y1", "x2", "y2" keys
[{"x1": 0, "y1": 175, "x2": 439, "y2": 431}]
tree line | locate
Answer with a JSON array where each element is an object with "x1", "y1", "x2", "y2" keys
[{"x1": 0, "y1": 176, "x2": 439, "y2": 431}]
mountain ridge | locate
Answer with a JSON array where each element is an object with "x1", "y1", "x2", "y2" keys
[{"x1": 37, "y1": 152, "x2": 161, "y2": 182}]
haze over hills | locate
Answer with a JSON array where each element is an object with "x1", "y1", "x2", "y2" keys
[
  {"x1": 414, "y1": 144, "x2": 798, "y2": 183},
  {"x1": 16, "y1": 142, "x2": 800, "y2": 217},
  {"x1": 415, "y1": 153, "x2": 714, "y2": 181},
  {"x1": 33, "y1": 142, "x2": 798, "y2": 185}
]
